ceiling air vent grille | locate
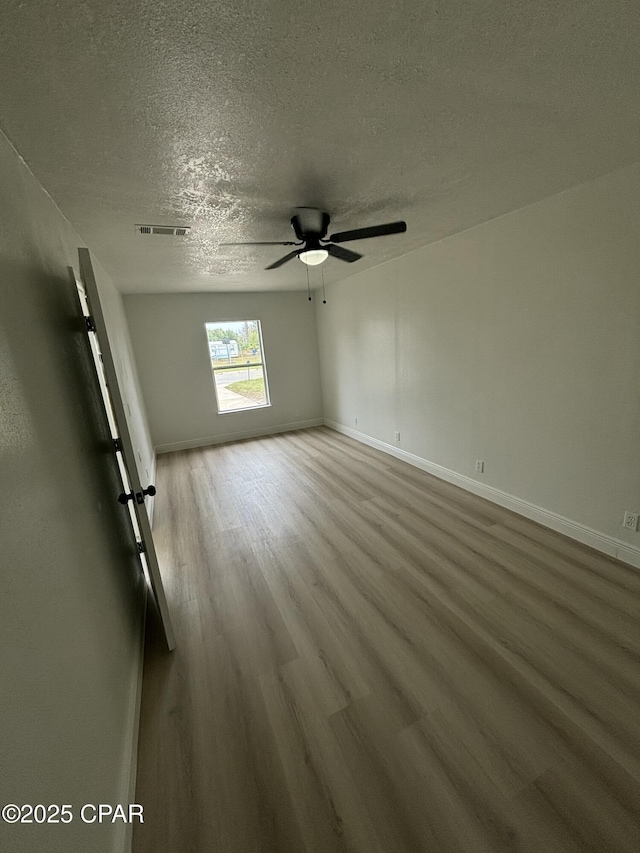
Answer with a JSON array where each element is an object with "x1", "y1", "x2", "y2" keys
[{"x1": 135, "y1": 224, "x2": 190, "y2": 237}]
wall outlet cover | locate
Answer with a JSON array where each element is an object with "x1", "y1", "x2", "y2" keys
[{"x1": 623, "y1": 511, "x2": 639, "y2": 531}]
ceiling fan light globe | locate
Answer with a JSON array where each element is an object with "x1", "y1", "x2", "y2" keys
[{"x1": 298, "y1": 249, "x2": 328, "y2": 266}]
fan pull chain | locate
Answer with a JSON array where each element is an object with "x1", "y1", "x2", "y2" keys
[
  {"x1": 306, "y1": 264, "x2": 312, "y2": 301},
  {"x1": 321, "y1": 266, "x2": 327, "y2": 304}
]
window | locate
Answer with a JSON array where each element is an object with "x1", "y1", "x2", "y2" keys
[{"x1": 205, "y1": 320, "x2": 270, "y2": 413}]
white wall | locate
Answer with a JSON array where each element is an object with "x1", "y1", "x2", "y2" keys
[
  {"x1": 124, "y1": 292, "x2": 323, "y2": 452},
  {"x1": 317, "y1": 162, "x2": 640, "y2": 559},
  {"x1": 0, "y1": 131, "x2": 149, "y2": 853}
]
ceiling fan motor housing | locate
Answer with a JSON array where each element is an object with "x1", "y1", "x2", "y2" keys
[{"x1": 291, "y1": 208, "x2": 330, "y2": 241}]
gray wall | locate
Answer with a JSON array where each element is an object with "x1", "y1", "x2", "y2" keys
[
  {"x1": 124, "y1": 291, "x2": 323, "y2": 452},
  {"x1": 316, "y1": 162, "x2": 640, "y2": 560},
  {"x1": 0, "y1": 132, "x2": 148, "y2": 853}
]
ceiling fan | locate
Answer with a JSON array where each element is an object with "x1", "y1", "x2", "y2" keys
[{"x1": 220, "y1": 207, "x2": 407, "y2": 270}]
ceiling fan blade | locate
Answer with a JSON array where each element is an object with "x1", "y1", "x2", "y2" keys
[
  {"x1": 329, "y1": 221, "x2": 407, "y2": 243},
  {"x1": 265, "y1": 250, "x2": 301, "y2": 270},
  {"x1": 326, "y1": 244, "x2": 362, "y2": 263},
  {"x1": 220, "y1": 241, "x2": 299, "y2": 246}
]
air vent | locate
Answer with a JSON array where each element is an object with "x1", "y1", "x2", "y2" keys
[{"x1": 135, "y1": 224, "x2": 190, "y2": 237}]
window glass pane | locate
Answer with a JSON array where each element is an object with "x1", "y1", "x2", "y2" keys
[{"x1": 205, "y1": 320, "x2": 270, "y2": 413}]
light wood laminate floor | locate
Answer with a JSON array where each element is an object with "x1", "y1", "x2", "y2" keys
[{"x1": 134, "y1": 426, "x2": 640, "y2": 852}]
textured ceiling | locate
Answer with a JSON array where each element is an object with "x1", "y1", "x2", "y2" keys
[{"x1": 1, "y1": 0, "x2": 640, "y2": 293}]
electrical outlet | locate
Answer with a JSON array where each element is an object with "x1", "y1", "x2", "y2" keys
[
  {"x1": 623, "y1": 511, "x2": 639, "y2": 531},
  {"x1": 395, "y1": 431, "x2": 401, "y2": 442},
  {"x1": 354, "y1": 417, "x2": 358, "y2": 426},
  {"x1": 475, "y1": 459, "x2": 484, "y2": 473}
]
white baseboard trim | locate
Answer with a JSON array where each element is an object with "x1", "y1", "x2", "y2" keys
[
  {"x1": 155, "y1": 418, "x2": 324, "y2": 454},
  {"x1": 325, "y1": 419, "x2": 640, "y2": 570}
]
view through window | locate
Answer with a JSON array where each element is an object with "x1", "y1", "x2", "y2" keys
[{"x1": 205, "y1": 320, "x2": 270, "y2": 413}]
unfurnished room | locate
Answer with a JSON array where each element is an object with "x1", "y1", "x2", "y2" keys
[{"x1": 1, "y1": 1, "x2": 640, "y2": 851}]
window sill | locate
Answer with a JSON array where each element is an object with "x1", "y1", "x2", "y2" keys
[{"x1": 218, "y1": 403, "x2": 272, "y2": 415}]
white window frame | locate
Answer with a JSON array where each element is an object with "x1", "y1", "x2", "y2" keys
[{"x1": 205, "y1": 320, "x2": 271, "y2": 414}]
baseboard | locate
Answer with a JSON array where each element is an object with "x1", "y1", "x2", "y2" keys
[
  {"x1": 155, "y1": 418, "x2": 324, "y2": 454},
  {"x1": 614, "y1": 543, "x2": 640, "y2": 570},
  {"x1": 325, "y1": 419, "x2": 640, "y2": 570},
  {"x1": 117, "y1": 585, "x2": 148, "y2": 852}
]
